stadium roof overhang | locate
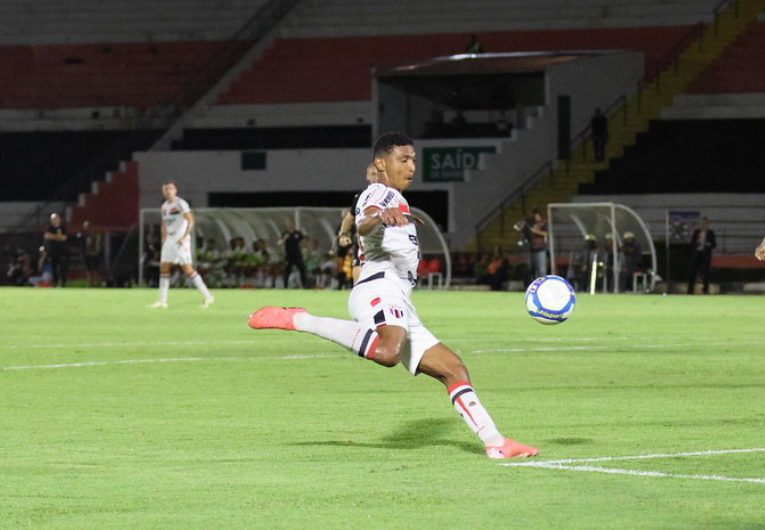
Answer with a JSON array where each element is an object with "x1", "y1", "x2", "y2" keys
[{"x1": 375, "y1": 51, "x2": 621, "y2": 109}]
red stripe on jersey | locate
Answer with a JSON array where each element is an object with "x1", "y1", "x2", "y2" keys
[
  {"x1": 399, "y1": 203, "x2": 410, "y2": 214},
  {"x1": 371, "y1": 297, "x2": 381, "y2": 307}
]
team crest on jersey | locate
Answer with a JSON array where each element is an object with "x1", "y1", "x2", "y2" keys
[{"x1": 388, "y1": 306, "x2": 405, "y2": 319}]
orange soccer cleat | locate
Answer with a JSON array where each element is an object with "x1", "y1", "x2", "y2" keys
[
  {"x1": 248, "y1": 307, "x2": 307, "y2": 331},
  {"x1": 485, "y1": 438, "x2": 539, "y2": 459}
]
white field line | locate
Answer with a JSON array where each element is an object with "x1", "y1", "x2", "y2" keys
[
  {"x1": 3, "y1": 337, "x2": 765, "y2": 371},
  {"x1": 2, "y1": 354, "x2": 343, "y2": 371},
  {"x1": 4, "y1": 338, "x2": 765, "y2": 354},
  {"x1": 0, "y1": 339, "x2": 301, "y2": 350},
  {"x1": 501, "y1": 448, "x2": 765, "y2": 484}
]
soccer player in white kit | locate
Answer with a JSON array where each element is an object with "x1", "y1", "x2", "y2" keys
[
  {"x1": 248, "y1": 133, "x2": 538, "y2": 459},
  {"x1": 147, "y1": 181, "x2": 214, "y2": 308}
]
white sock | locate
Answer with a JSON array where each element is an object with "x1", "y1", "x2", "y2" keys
[
  {"x1": 448, "y1": 382, "x2": 504, "y2": 447},
  {"x1": 159, "y1": 274, "x2": 170, "y2": 303},
  {"x1": 190, "y1": 272, "x2": 211, "y2": 299},
  {"x1": 293, "y1": 313, "x2": 378, "y2": 359}
]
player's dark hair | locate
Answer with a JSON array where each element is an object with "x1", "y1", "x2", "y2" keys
[
  {"x1": 530, "y1": 207, "x2": 541, "y2": 216},
  {"x1": 373, "y1": 132, "x2": 413, "y2": 158},
  {"x1": 163, "y1": 180, "x2": 177, "y2": 187}
]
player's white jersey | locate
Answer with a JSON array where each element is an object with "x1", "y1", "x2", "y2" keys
[
  {"x1": 161, "y1": 197, "x2": 191, "y2": 240},
  {"x1": 355, "y1": 182, "x2": 420, "y2": 291}
]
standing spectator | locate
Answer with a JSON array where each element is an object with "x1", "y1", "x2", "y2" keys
[
  {"x1": 619, "y1": 231, "x2": 642, "y2": 292},
  {"x1": 687, "y1": 217, "x2": 716, "y2": 294},
  {"x1": 514, "y1": 207, "x2": 547, "y2": 283},
  {"x1": 602, "y1": 233, "x2": 616, "y2": 293},
  {"x1": 142, "y1": 231, "x2": 161, "y2": 287},
  {"x1": 44, "y1": 213, "x2": 68, "y2": 287},
  {"x1": 79, "y1": 221, "x2": 103, "y2": 287},
  {"x1": 278, "y1": 218, "x2": 306, "y2": 288},
  {"x1": 147, "y1": 180, "x2": 214, "y2": 308},
  {"x1": 465, "y1": 33, "x2": 484, "y2": 54},
  {"x1": 591, "y1": 107, "x2": 608, "y2": 163}
]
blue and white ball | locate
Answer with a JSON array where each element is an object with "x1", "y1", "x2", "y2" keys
[{"x1": 525, "y1": 275, "x2": 576, "y2": 325}]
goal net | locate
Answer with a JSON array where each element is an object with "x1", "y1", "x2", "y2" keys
[
  {"x1": 547, "y1": 203, "x2": 657, "y2": 294},
  {"x1": 138, "y1": 206, "x2": 451, "y2": 288}
]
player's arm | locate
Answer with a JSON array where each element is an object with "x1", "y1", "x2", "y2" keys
[
  {"x1": 338, "y1": 211, "x2": 355, "y2": 246},
  {"x1": 530, "y1": 226, "x2": 548, "y2": 237},
  {"x1": 339, "y1": 211, "x2": 354, "y2": 237},
  {"x1": 357, "y1": 206, "x2": 408, "y2": 236},
  {"x1": 178, "y1": 211, "x2": 194, "y2": 244},
  {"x1": 160, "y1": 220, "x2": 167, "y2": 245}
]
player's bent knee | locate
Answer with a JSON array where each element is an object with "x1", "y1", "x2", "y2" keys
[
  {"x1": 372, "y1": 347, "x2": 401, "y2": 367},
  {"x1": 372, "y1": 338, "x2": 403, "y2": 367}
]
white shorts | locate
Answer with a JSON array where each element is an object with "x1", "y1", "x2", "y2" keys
[
  {"x1": 160, "y1": 236, "x2": 193, "y2": 265},
  {"x1": 348, "y1": 274, "x2": 439, "y2": 375}
]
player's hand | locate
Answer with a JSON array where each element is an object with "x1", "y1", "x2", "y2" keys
[{"x1": 380, "y1": 207, "x2": 408, "y2": 227}]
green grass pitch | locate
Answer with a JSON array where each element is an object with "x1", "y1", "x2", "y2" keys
[{"x1": 1, "y1": 287, "x2": 763, "y2": 529}]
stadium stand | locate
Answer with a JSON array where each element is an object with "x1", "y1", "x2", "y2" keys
[
  {"x1": 2, "y1": 0, "x2": 765, "y2": 289},
  {"x1": 686, "y1": 20, "x2": 765, "y2": 94}
]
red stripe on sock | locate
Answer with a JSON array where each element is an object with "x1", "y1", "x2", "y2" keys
[
  {"x1": 447, "y1": 381, "x2": 471, "y2": 395},
  {"x1": 455, "y1": 396, "x2": 479, "y2": 429}
]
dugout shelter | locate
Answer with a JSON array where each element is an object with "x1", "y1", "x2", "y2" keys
[
  {"x1": 138, "y1": 206, "x2": 451, "y2": 288},
  {"x1": 547, "y1": 202, "x2": 657, "y2": 293}
]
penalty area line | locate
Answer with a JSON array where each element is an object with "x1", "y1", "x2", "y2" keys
[{"x1": 501, "y1": 448, "x2": 765, "y2": 484}]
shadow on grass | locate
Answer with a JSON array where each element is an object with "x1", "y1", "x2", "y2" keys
[{"x1": 294, "y1": 417, "x2": 478, "y2": 455}]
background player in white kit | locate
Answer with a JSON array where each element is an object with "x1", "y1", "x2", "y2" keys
[
  {"x1": 147, "y1": 181, "x2": 214, "y2": 309},
  {"x1": 248, "y1": 133, "x2": 538, "y2": 459}
]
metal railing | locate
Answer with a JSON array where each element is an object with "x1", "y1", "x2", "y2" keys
[{"x1": 473, "y1": 0, "x2": 748, "y2": 249}]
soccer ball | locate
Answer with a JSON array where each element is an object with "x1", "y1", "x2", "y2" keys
[{"x1": 525, "y1": 275, "x2": 576, "y2": 325}]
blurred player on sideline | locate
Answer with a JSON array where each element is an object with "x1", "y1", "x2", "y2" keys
[
  {"x1": 147, "y1": 181, "x2": 214, "y2": 309},
  {"x1": 248, "y1": 132, "x2": 538, "y2": 459},
  {"x1": 338, "y1": 163, "x2": 379, "y2": 283}
]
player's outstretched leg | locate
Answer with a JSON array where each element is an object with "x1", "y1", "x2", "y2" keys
[
  {"x1": 248, "y1": 307, "x2": 382, "y2": 360},
  {"x1": 421, "y1": 348, "x2": 539, "y2": 460}
]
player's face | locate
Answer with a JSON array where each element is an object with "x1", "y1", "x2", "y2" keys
[
  {"x1": 377, "y1": 144, "x2": 416, "y2": 192},
  {"x1": 162, "y1": 183, "x2": 177, "y2": 201}
]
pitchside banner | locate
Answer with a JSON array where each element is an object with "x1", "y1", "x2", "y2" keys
[
  {"x1": 667, "y1": 211, "x2": 700, "y2": 243},
  {"x1": 423, "y1": 146, "x2": 496, "y2": 182}
]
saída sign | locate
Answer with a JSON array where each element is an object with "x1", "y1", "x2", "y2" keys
[{"x1": 423, "y1": 146, "x2": 496, "y2": 182}]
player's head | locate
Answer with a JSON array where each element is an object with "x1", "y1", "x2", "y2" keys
[
  {"x1": 162, "y1": 180, "x2": 178, "y2": 201},
  {"x1": 373, "y1": 132, "x2": 415, "y2": 192},
  {"x1": 50, "y1": 213, "x2": 61, "y2": 226},
  {"x1": 365, "y1": 163, "x2": 379, "y2": 183},
  {"x1": 530, "y1": 207, "x2": 542, "y2": 221}
]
